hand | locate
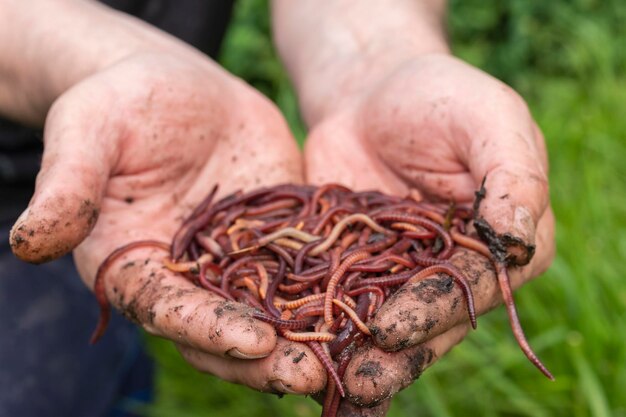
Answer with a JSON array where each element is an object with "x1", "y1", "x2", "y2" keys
[
  {"x1": 8, "y1": 52, "x2": 327, "y2": 395},
  {"x1": 305, "y1": 53, "x2": 555, "y2": 406}
]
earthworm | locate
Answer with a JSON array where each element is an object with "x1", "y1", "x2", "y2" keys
[
  {"x1": 332, "y1": 299, "x2": 371, "y2": 336},
  {"x1": 170, "y1": 185, "x2": 218, "y2": 259},
  {"x1": 279, "y1": 293, "x2": 326, "y2": 310},
  {"x1": 322, "y1": 379, "x2": 337, "y2": 417},
  {"x1": 232, "y1": 276, "x2": 260, "y2": 298},
  {"x1": 244, "y1": 198, "x2": 299, "y2": 217},
  {"x1": 162, "y1": 253, "x2": 213, "y2": 273},
  {"x1": 309, "y1": 214, "x2": 388, "y2": 256},
  {"x1": 328, "y1": 294, "x2": 371, "y2": 358},
  {"x1": 91, "y1": 183, "x2": 552, "y2": 417},
  {"x1": 90, "y1": 240, "x2": 170, "y2": 344},
  {"x1": 231, "y1": 288, "x2": 263, "y2": 310},
  {"x1": 255, "y1": 263, "x2": 269, "y2": 300},
  {"x1": 264, "y1": 257, "x2": 285, "y2": 318},
  {"x1": 406, "y1": 264, "x2": 477, "y2": 329},
  {"x1": 252, "y1": 311, "x2": 313, "y2": 330},
  {"x1": 272, "y1": 237, "x2": 305, "y2": 251},
  {"x1": 311, "y1": 205, "x2": 355, "y2": 235},
  {"x1": 341, "y1": 271, "x2": 362, "y2": 290},
  {"x1": 324, "y1": 251, "x2": 370, "y2": 327},
  {"x1": 306, "y1": 341, "x2": 345, "y2": 398},
  {"x1": 324, "y1": 346, "x2": 356, "y2": 417},
  {"x1": 282, "y1": 330, "x2": 336, "y2": 343},
  {"x1": 172, "y1": 187, "x2": 268, "y2": 260},
  {"x1": 370, "y1": 203, "x2": 446, "y2": 224},
  {"x1": 257, "y1": 227, "x2": 319, "y2": 246},
  {"x1": 372, "y1": 212, "x2": 454, "y2": 259},
  {"x1": 279, "y1": 281, "x2": 316, "y2": 294},
  {"x1": 287, "y1": 270, "x2": 327, "y2": 283},
  {"x1": 353, "y1": 267, "x2": 421, "y2": 289},
  {"x1": 495, "y1": 262, "x2": 554, "y2": 380},
  {"x1": 345, "y1": 286, "x2": 385, "y2": 310},
  {"x1": 309, "y1": 183, "x2": 352, "y2": 218},
  {"x1": 321, "y1": 247, "x2": 343, "y2": 290},
  {"x1": 450, "y1": 227, "x2": 491, "y2": 258},
  {"x1": 294, "y1": 239, "x2": 322, "y2": 274},
  {"x1": 220, "y1": 255, "x2": 269, "y2": 291},
  {"x1": 294, "y1": 304, "x2": 325, "y2": 319},
  {"x1": 198, "y1": 262, "x2": 235, "y2": 301}
]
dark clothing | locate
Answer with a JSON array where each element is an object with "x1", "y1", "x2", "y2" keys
[
  {"x1": 0, "y1": 232, "x2": 154, "y2": 417},
  {"x1": 0, "y1": 1, "x2": 233, "y2": 416}
]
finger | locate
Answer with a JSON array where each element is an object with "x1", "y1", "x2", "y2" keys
[
  {"x1": 9, "y1": 90, "x2": 116, "y2": 263},
  {"x1": 177, "y1": 337, "x2": 326, "y2": 394},
  {"x1": 304, "y1": 115, "x2": 408, "y2": 195},
  {"x1": 95, "y1": 245, "x2": 277, "y2": 358},
  {"x1": 463, "y1": 87, "x2": 550, "y2": 265},
  {"x1": 344, "y1": 324, "x2": 468, "y2": 407},
  {"x1": 338, "y1": 398, "x2": 391, "y2": 417},
  {"x1": 370, "y1": 207, "x2": 554, "y2": 350}
]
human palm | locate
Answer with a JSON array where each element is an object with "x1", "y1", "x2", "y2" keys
[
  {"x1": 305, "y1": 53, "x2": 555, "y2": 407},
  {"x1": 10, "y1": 52, "x2": 326, "y2": 395}
]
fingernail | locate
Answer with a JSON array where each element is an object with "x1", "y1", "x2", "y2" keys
[
  {"x1": 9, "y1": 207, "x2": 31, "y2": 246},
  {"x1": 269, "y1": 379, "x2": 298, "y2": 395},
  {"x1": 14, "y1": 206, "x2": 30, "y2": 225},
  {"x1": 226, "y1": 347, "x2": 268, "y2": 360},
  {"x1": 512, "y1": 206, "x2": 535, "y2": 244}
]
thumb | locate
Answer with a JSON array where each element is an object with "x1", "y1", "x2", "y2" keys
[
  {"x1": 466, "y1": 97, "x2": 550, "y2": 266},
  {"x1": 9, "y1": 92, "x2": 115, "y2": 263}
]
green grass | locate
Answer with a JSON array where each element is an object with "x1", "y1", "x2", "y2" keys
[{"x1": 146, "y1": 0, "x2": 626, "y2": 416}]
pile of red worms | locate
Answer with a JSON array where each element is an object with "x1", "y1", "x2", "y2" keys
[{"x1": 91, "y1": 183, "x2": 552, "y2": 417}]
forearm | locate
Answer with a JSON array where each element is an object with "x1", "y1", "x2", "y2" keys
[
  {"x1": 0, "y1": 0, "x2": 190, "y2": 125},
  {"x1": 272, "y1": 0, "x2": 449, "y2": 126}
]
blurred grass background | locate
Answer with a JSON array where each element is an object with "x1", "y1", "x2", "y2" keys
[{"x1": 147, "y1": 0, "x2": 626, "y2": 416}]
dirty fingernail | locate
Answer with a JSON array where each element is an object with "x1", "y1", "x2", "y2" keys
[
  {"x1": 10, "y1": 207, "x2": 30, "y2": 238},
  {"x1": 269, "y1": 379, "x2": 298, "y2": 395},
  {"x1": 14, "y1": 207, "x2": 30, "y2": 225},
  {"x1": 226, "y1": 347, "x2": 268, "y2": 360},
  {"x1": 512, "y1": 206, "x2": 535, "y2": 243}
]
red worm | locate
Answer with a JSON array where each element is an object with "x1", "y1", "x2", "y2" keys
[
  {"x1": 90, "y1": 240, "x2": 170, "y2": 344},
  {"x1": 353, "y1": 267, "x2": 421, "y2": 289},
  {"x1": 373, "y1": 212, "x2": 454, "y2": 259},
  {"x1": 294, "y1": 239, "x2": 323, "y2": 274},
  {"x1": 91, "y1": 183, "x2": 552, "y2": 414},
  {"x1": 252, "y1": 311, "x2": 313, "y2": 330},
  {"x1": 495, "y1": 262, "x2": 554, "y2": 380},
  {"x1": 306, "y1": 341, "x2": 345, "y2": 398},
  {"x1": 311, "y1": 206, "x2": 355, "y2": 236},
  {"x1": 324, "y1": 347, "x2": 356, "y2": 417},
  {"x1": 324, "y1": 250, "x2": 370, "y2": 328},
  {"x1": 407, "y1": 263, "x2": 477, "y2": 329},
  {"x1": 198, "y1": 262, "x2": 234, "y2": 301},
  {"x1": 231, "y1": 288, "x2": 264, "y2": 310},
  {"x1": 345, "y1": 286, "x2": 385, "y2": 310},
  {"x1": 264, "y1": 258, "x2": 286, "y2": 318},
  {"x1": 294, "y1": 303, "x2": 324, "y2": 319}
]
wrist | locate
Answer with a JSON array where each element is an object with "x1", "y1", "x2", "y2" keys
[
  {"x1": 295, "y1": 44, "x2": 451, "y2": 127},
  {"x1": 0, "y1": 0, "x2": 190, "y2": 125},
  {"x1": 273, "y1": 0, "x2": 450, "y2": 126}
]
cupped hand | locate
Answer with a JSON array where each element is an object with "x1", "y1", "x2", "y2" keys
[
  {"x1": 305, "y1": 54, "x2": 555, "y2": 406},
  {"x1": 9, "y1": 52, "x2": 326, "y2": 395}
]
